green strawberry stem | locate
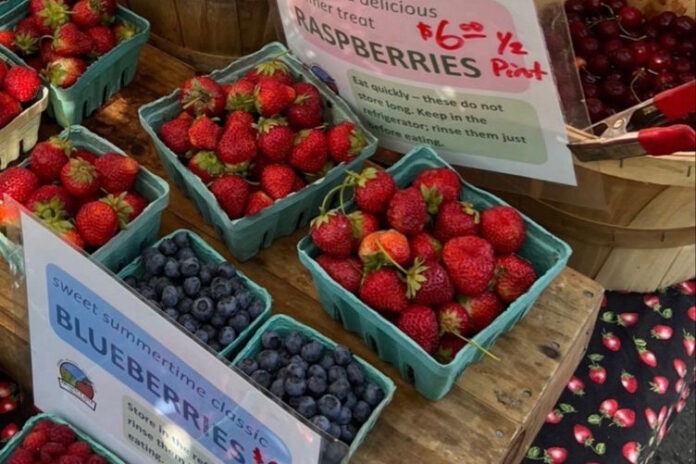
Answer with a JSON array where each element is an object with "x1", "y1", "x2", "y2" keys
[
  {"x1": 318, "y1": 183, "x2": 346, "y2": 215},
  {"x1": 450, "y1": 331, "x2": 501, "y2": 362},
  {"x1": 375, "y1": 241, "x2": 407, "y2": 274}
]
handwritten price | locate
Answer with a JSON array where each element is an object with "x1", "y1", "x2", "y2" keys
[{"x1": 417, "y1": 20, "x2": 486, "y2": 51}]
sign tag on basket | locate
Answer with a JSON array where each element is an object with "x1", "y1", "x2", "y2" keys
[
  {"x1": 276, "y1": 0, "x2": 578, "y2": 185},
  {"x1": 20, "y1": 210, "x2": 324, "y2": 464}
]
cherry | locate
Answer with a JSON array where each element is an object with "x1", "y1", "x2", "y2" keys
[
  {"x1": 603, "y1": 38, "x2": 624, "y2": 55},
  {"x1": 566, "y1": 12, "x2": 584, "y2": 23},
  {"x1": 652, "y1": 11, "x2": 676, "y2": 30},
  {"x1": 583, "y1": 82, "x2": 600, "y2": 98},
  {"x1": 672, "y1": 15, "x2": 695, "y2": 36},
  {"x1": 588, "y1": 54, "x2": 611, "y2": 75},
  {"x1": 630, "y1": 69, "x2": 654, "y2": 90},
  {"x1": 673, "y1": 57, "x2": 694, "y2": 74},
  {"x1": 565, "y1": 0, "x2": 586, "y2": 16},
  {"x1": 597, "y1": 20, "x2": 621, "y2": 38},
  {"x1": 659, "y1": 33, "x2": 678, "y2": 51},
  {"x1": 678, "y1": 72, "x2": 695, "y2": 84},
  {"x1": 619, "y1": 6, "x2": 644, "y2": 29},
  {"x1": 630, "y1": 41, "x2": 651, "y2": 64},
  {"x1": 678, "y1": 40, "x2": 695, "y2": 57},
  {"x1": 586, "y1": 98, "x2": 607, "y2": 120},
  {"x1": 583, "y1": 0, "x2": 603, "y2": 15},
  {"x1": 648, "y1": 49, "x2": 672, "y2": 72},
  {"x1": 644, "y1": 23, "x2": 660, "y2": 39},
  {"x1": 606, "y1": 0, "x2": 626, "y2": 14},
  {"x1": 606, "y1": 71, "x2": 625, "y2": 82},
  {"x1": 602, "y1": 78, "x2": 628, "y2": 101},
  {"x1": 612, "y1": 47, "x2": 636, "y2": 69},
  {"x1": 647, "y1": 41, "x2": 660, "y2": 53},
  {"x1": 655, "y1": 71, "x2": 676, "y2": 90},
  {"x1": 578, "y1": 36, "x2": 601, "y2": 55},
  {"x1": 570, "y1": 21, "x2": 591, "y2": 41}
]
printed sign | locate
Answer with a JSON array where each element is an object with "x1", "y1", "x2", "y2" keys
[
  {"x1": 277, "y1": 0, "x2": 577, "y2": 185},
  {"x1": 21, "y1": 211, "x2": 322, "y2": 464}
]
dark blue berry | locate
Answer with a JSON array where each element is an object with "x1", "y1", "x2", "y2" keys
[
  {"x1": 250, "y1": 369, "x2": 272, "y2": 389},
  {"x1": 209, "y1": 313, "x2": 226, "y2": 328},
  {"x1": 286, "y1": 362, "x2": 306, "y2": 379},
  {"x1": 261, "y1": 331, "x2": 282, "y2": 350},
  {"x1": 208, "y1": 340, "x2": 222, "y2": 352},
  {"x1": 270, "y1": 378, "x2": 285, "y2": 398},
  {"x1": 346, "y1": 362, "x2": 365, "y2": 386},
  {"x1": 199, "y1": 265, "x2": 213, "y2": 285},
  {"x1": 210, "y1": 277, "x2": 233, "y2": 300},
  {"x1": 177, "y1": 297, "x2": 193, "y2": 314},
  {"x1": 238, "y1": 358, "x2": 258, "y2": 376},
  {"x1": 319, "y1": 353, "x2": 335, "y2": 370},
  {"x1": 352, "y1": 400, "x2": 371, "y2": 424},
  {"x1": 353, "y1": 383, "x2": 366, "y2": 398},
  {"x1": 164, "y1": 308, "x2": 179, "y2": 320},
  {"x1": 289, "y1": 355, "x2": 309, "y2": 371},
  {"x1": 158, "y1": 238, "x2": 178, "y2": 256},
  {"x1": 199, "y1": 287, "x2": 212, "y2": 299},
  {"x1": 163, "y1": 258, "x2": 180, "y2": 279},
  {"x1": 308, "y1": 364, "x2": 326, "y2": 380},
  {"x1": 229, "y1": 312, "x2": 250, "y2": 333},
  {"x1": 362, "y1": 383, "x2": 384, "y2": 406},
  {"x1": 176, "y1": 247, "x2": 196, "y2": 261},
  {"x1": 173, "y1": 231, "x2": 190, "y2": 249},
  {"x1": 310, "y1": 415, "x2": 331, "y2": 433},
  {"x1": 343, "y1": 391, "x2": 357, "y2": 409},
  {"x1": 235, "y1": 290, "x2": 251, "y2": 309},
  {"x1": 229, "y1": 276, "x2": 243, "y2": 293},
  {"x1": 192, "y1": 297, "x2": 214, "y2": 321},
  {"x1": 328, "y1": 422, "x2": 341, "y2": 439},
  {"x1": 154, "y1": 277, "x2": 172, "y2": 296},
  {"x1": 180, "y1": 257, "x2": 201, "y2": 277},
  {"x1": 284, "y1": 331, "x2": 305, "y2": 354},
  {"x1": 161, "y1": 285, "x2": 179, "y2": 307},
  {"x1": 276, "y1": 366, "x2": 290, "y2": 380},
  {"x1": 257, "y1": 350, "x2": 281, "y2": 372},
  {"x1": 194, "y1": 329, "x2": 209, "y2": 343},
  {"x1": 216, "y1": 262, "x2": 237, "y2": 278},
  {"x1": 317, "y1": 394, "x2": 341, "y2": 420},
  {"x1": 247, "y1": 298, "x2": 265, "y2": 320},
  {"x1": 284, "y1": 376, "x2": 306, "y2": 397},
  {"x1": 328, "y1": 378, "x2": 351, "y2": 401},
  {"x1": 123, "y1": 275, "x2": 137, "y2": 287},
  {"x1": 327, "y1": 365, "x2": 347, "y2": 383},
  {"x1": 307, "y1": 376, "x2": 327, "y2": 397},
  {"x1": 218, "y1": 326, "x2": 236, "y2": 346},
  {"x1": 301, "y1": 341, "x2": 323, "y2": 363},
  {"x1": 295, "y1": 396, "x2": 317, "y2": 419},
  {"x1": 200, "y1": 324, "x2": 216, "y2": 339},
  {"x1": 333, "y1": 345, "x2": 352, "y2": 366},
  {"x1": 340, "y1": 424, "x2": 357, "y2": 443},
  {"x1": 139, "y1": 286, "x2": 157, "y2": 301},
  {"x1": 336, "y1": 406, "x2": 352, "y2": 425},
  {"x1": 183, "y1": 276, "x2": 201, "y2": 297},
  {"x1": 278, "y1": 350, "x2": 292, "y2": 366},
  {"x1": 145, "y1": 252, "x2": 166, "y2": 275},
  {"x1": 216, "y1": 296, "x2": 238, "y2": 317}
]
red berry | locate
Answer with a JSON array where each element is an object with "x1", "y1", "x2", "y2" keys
[{"x1": 619, "y1": 6, "x2": 643, "y2": 29}]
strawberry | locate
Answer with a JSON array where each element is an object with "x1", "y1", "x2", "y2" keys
[
  {"x1": 55, "y1": 221, "x2": 87, "y2": 248},
  {"x1": 180, "y1": 76, "x2": 225, "y2": 117},
  {"x1": 87, "y1": 456, "x2": 109, "y2": 464},
  {"x1": 76, "y1": 200, "x2": 118, "y2": 247},
  {"x1": 291, "y1": 173, "x2": 306, "y2": 192},
  {"x1": 494, "y1": 254, "x2": 536, "y2": 303},
  {"x1": 317, "y1": 255, "x2": 363, "y2": 294},
  {"x1": 249, "y1": 155, "x2": 271, "y2": 182},
  {"x1": 217, "y1": 130, "x2": 257, "y2": 166},
  {"x1": 44, "y1": 57, "x2": 87, "y2": 88},
  {"x1": 407, "y1": 261, "x2": 454, "y2": 306},
  {"x1": 159, "y1": 118, "x2": 193, "y2": 155},
  {"x1": 397, "y1": 306, "x2": 440, "y2": 354},
  {"x1": 98, "y1": 0, "x2": 116, "y2": 15},
  {"x1": 409, "y1": 233, "x2": 442, "y2": 263},
  {"x1": 0, "y1": 30, "x2": 16, "y2": 52},
  {"x1": 0, "y1": 423, "x2": 18, "y2": 441},
  {"x1": 437, "y1": 301, "x2": 472, "y2": 337},
  {"x1": 86, "y1": 25, "x2": 115, "y2": 56},
  {"x1": 245, "y1": 190, "x2": 273, "y2": 216},
  {"x1": 254, "y1": 78, "x2": 296, "y2": 117},
  {"x1": 673, "y1": 358, "x2": 687, "y2": 378},
  {"x1": 683, "y1": 331, "x2": 695, "y2": 356},
  {"x1": 101, "y1": 191, "x2": 146, "y2": 227},
  {"x1": 224, "y1": 110, "x2": 255, "y2": 136},
  {"x1": 566, "y1": 375, "x2": 585, "y2": 396},
  {"x1": 71, "y1": 150, "x2": 95, "y2": 166},
  {"x1": 0, "y1": 166, "x2": 39, "y2": 203},
  {"x1": 286, "y1": 82, "x2": 323, "y2": 129},
  {"x1": 602, "y1": 330, "x2": 621, "y2": 351},
  {"x1": 53, "y1": 23, "x2": 93, "y2": 57},
  {"x1": 386, "y1": 187, "x2": 427, "y2": 236},
  {"x1": 689, "y1": 305, "x2": 696, "y2": 322},
  {"x1": 40, "y1": 39, "x2": 61, "y2": 64},
  {"x1": 350, "y1": 167, "x2": 396, "y2": 214},
  {"x1": 256, "y1": 116, "x2": 294, "y2": 162},
  {"x1": 210, "y1": 175, "x2": 250, "y2": 219},
  {"x1": 599, "y1": 398, "x2": 618, "y2": 417},
  {"x1": 460, "y1": 292, "x2": 503, "y2": 333},
  {"x1": 225, "y1": 78, "x2": 255, "y2": 112},
  {"x1": 94, "y1": 152, "x2": 139, "y2": 193},
  {"x1": 436, "y1": 333, "x2": 466, "y2": 363},
  {"x1": 650, "y1": 375, "x2": 669, "y2": 394},
  {"x1": 289, "y1": 128, "x2": 328, "y2": 173},
  {"x1": 433, "y1": 200, "x2": 479, "y2": 242},
  {"x1": 30, "y1": 137, "x2": 72, "y2": 182},
  {"x1": 633, "y1": 338, "x2": 657, "y2": 367},
  {"x1": 481, "y1": 205, "x2": 526, "y2": 254},
  {"x1": 412, "y1": 167, "x2": 460, "y2": 213},
  {"x1": 587, "y1": 353, "x2": 606, "y2": 384},
  {"x1": 113, "y1": 21, "x2": 138, "y2": 43},
  {"x1": 360, "y1": 268, "x2": 408, "y2": 313},
  {"x1": 49, "y1": 423, "x2": 76, "y2": 446},
  {"x1": 33, "y1": 0, "x2": 71, "y2": 30},
  {"x1": 187, "y1": 151, "x2": 223, "y2": 182},
  {"x1": 573, "y1": 424, "x2": 593, "y2": 445},
  {"x1": 0, "y1": 203, "x2": 18, "y2": 231},
  {"x1": 12, "y1": 25, "x2": 40, "y2": 56},
  {"x1": 310, "y1": 210, "x2": 353, "y2": 258},
  {"x1": 2, "y1": 66, "x2": 41, "y2": 102},
  {"x1": 60, "y1": 157, "x2": 100, "y2": 197},
  {"x1": 8, "y1": 448, "x2": 34, "y2": 464},
  {"x1": 650, "y1": 324, "x2": 673, "y2": 340},
  {"x1": 675, "y1": 280, "x2": 695, "y2": 295},
  {"x1": 358, "y1": 229, "x2": 410, "y2": 269},
  {"x1": 188, "y1": 116, "x2": 222, "y2": 150},
  {"x1": 71, "y1": 0, "x2": 103, "y2": 28},
  {"x1": 246, "y1": 59, "x2": 293, "y2": 85},
  {"x1": 23, "y1": 430, "x2": 48, "y2": 451},
  {"x1": 25, "y1": 184, "x2": 75, "y2": 218},
  {"x1": 326, "y1": 122, "x2": 367, "y2": 163},
  {"x1": 260, "y1": 164, "x2": 295, "y2": 199},
  {"x1": 545, "y1": 403, "x2": 576, "y2": 424},
  {"x1": 621, "y1": 371, "x2": 638, "y2": 393},
  {"x1": 613, "y1": 408, "x2": 636, "y2": 427},
  {"x1": 347, "y1": 210, "x2": 379, "y2": 250},
  {"x1": 67, "y1": 441, "x2": 93, "y2": 457},
  {"x1": 0, "y1": 60, "x2": 7, "y2": 83},
  {"x1": 0, "y1": 91, "x2": 21, "y2": 128},
  {"x1": 443, "y1": 236, "x2": 495, "y2": 296}
]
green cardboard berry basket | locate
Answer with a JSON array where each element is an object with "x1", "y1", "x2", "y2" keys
[
  {"x1": 297, "y1": 146, "x2": 572, "y2": 401},
  {"x1": 138, "y1": 42, "x2": 378, "y2": 262},
  {"x1": 117, "y1": 229, "x2": 272, "y2": 359},
  {"x1": 0, "y1": 0, "x2": 19, "y2": 15},
  {"x1": 232, "y1": 314, "x2": 396, "y2": 463},
  {"x1": 0, "y1": 125, "x2": 170, "y2": 273},
  {"x1": 0, "y1": 0, "x2": 150, "y2": 127},
  {"x1": 0, "y1": 413, "x2": 126, "y2": 462}
]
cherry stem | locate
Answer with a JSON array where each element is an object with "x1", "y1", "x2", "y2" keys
[{"x1": 451, "y1": 332, "x2": 501, "y2": 361}]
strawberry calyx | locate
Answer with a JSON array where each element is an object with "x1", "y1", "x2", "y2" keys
[
  {"x1": 310, "y1": 208, "x2": 340, "y2": 229},
  {"x1": 344, "y1": 166, "x2": 378, "y2": 188},
  {"x1": 420, "y1": 184, "x2": 443, "y2": 215},
  {"x1": 43, "y1": 216, "x2": 74, "y2": 235},
  {"x1": 293, "y1": 128, "x2": 312, "y2": 146},
  {"x1": 101, "y1": 192, "x2": 133, "y2": 229},
  {"x1": 33, "y1": 197, "x2": 69, "y2": 221},
  {"x1": 587, "y1": 353, "x2": 604, "y2": 368},
  {"x1": 37, "y1": 0, "x2": 71, "y2": 30},
  {"x1": 191, "y1": 151, "x2": 224, "y2": 177},
  {"x1": 114, "y1": 21, "x2": 138, "y2": 43},
  {"x1": 303, "y1": 161, "x2": 334, "y2": 183},
  {"x1": 253, "y1": 58, "x2": 289, "y2": 79},
  {"x1": 348, "y1": 128, "x2": 368, "y2": 156},
  {"x1": 348, "y1": 211, "x2": 365, "y2": 240},
  {"x1": 404, "y1": 258, "x2": 428, "y2": 299},
  {"x1": 48, "y1": 135, "x2": 74, "y2": 157},
  {"x1": 223, "y1": 161, "x2": 250, "y2": 176},
  {"x1": 255, "y1": 116, "x2": 288, "y2": 134},
  {"x1": 65, "y1": 157, "x2": 98, "y2": 184},
  {"x1": 13, "y1": 32, "x2": 39, "y2": 55},
  {"x1": 293, "y1": 92, "x2": 312, "y2": 105}
]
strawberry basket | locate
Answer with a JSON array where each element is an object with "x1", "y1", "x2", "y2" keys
[
  {"x1": 297, "y1": 146, "x2": 572, "y2": 401},
  {"x1": 117, "y1": 229, "x2": 272, "y2": 359},
  {"x1": 0, "y1": 0, "x2": 19, "y2": 15},
  {"x1": 0, "y1": 0, "x2": 150, "y2": 127},
  {"x1": 232, "y1": 314, "x2": 396, "y2": 463},
  {"x1": 138, "y1": 42, "x2": 378, "y2": 262},
  {"x1": 0, "y1": 413, "x2": 126, "y2": 462},
  {"x1": 0, "y1": 125, "x2": 170, "y2": 273},
  {"x1": 0, "y1": 50, "x2": 48, "y2": 170}
]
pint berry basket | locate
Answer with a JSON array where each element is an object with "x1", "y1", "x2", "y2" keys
[
  {"x1": 0, "y1": 413, "x2": 126, "y2": 462},
  {"x1": 0, "y1": 0, "x2": 150, "y2": 127},
  {"x1": 138, "y1": 42, "x2": 378, "y2": 262},
  {"x1": 297, "y1": 146, "x2": 572, "y2": 401},
  {"x1": 0, "y1": 126, "x2": 170, "y2": 273}
]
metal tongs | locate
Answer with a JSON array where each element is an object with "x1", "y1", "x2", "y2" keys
[{"x1": 570, "y1": 81, "x2": 696, "y2": 161}]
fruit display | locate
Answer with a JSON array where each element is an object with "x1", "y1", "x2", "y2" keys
[
  {"x1": 0, "y1": 57, "x2": 41, "y2": 128},
  {"x1": 565, "y1": 0, "x2": 696, "y2": 123},
  {"x1": 119, "y1": 230, "x2": 271, "y2": 356}
]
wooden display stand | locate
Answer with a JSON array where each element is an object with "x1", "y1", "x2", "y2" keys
[{"x1": 0, "y1": 45, "x2": 604, "y2": 464}]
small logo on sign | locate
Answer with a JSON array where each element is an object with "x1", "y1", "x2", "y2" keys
[{"x1": 57, "y1": 361, "x2": 96, "y2": 410}]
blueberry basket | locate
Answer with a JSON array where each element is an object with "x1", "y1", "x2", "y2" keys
[
  {"x1": 232, "y1": 314, "x2": 395, "y2": 463},
  {"x1": 117, "y1": 229, "x2": 272, "y2": 359},
  {"x1": 0, "y1": 413, "x2": 126, "y2": 462},
  {"x1": 0, "y1": 0, "x2": 150, "y2": 126},
  {"x1": 298, "y1": 145, "x2": 572, "y2": 401},
  {"x1": 0, "y1": 125, "x2": 170, "y2": 273},
  {"x1": 138, "y1": 42, "x2": 378, "y2": 262}
]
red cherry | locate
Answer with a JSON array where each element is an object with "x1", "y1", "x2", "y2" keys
[
  {"x1": 565, "y1": 0, "x2": 586, "y2": 16},
  {"x1": 678, "y1": 40, "x2": 695, "y2": 57},
  {"x1": 619, "y1": 6, "x2": 643, "y2": 29},
  {"x1": 630, "y1": 41, "x2": 651, "y2": 64},
  {"x1": 583, "y1": 0, "x2": 602, "y2": 15},
  {"x1": 672, "y1": 15, "x2": 695, "y2": 36},
  {"x1": 644, "y1": 23, "x2": 660, "y2": 39},
  {"x1": 0, "y1": 423, "x2": 18, "y2": 441},
  {"x1": 578, "y1": 36, "x2": 601, "y2": 55},
  {"x1": 597, "y1": 20, "x2": 621, "y2": 38},
  {"x1": 655, "y1": 71, "x2": 676, "y2": 90},
  {"x1": 648, "y1": 49, "x2": 672, "y2": 72},
  {"x1": 611, "y1": 47, "x2": 636, "y2": 69},
  {"x1": 566, "y1": 12, "x2": 584, "y2": 23},
  {"x1": 586, "y1": 98, "x2": 606, "y2": 121},
  {"x1": 570, "y1": 21, "x2": 591, "y2": 41},
  {"x1": 605, "y1": 0, "x2": 626, "y2": 14},
  {"x1": 630, "y1": 70, "x2": 654, "y2": 90},
  {"x1": 606, "y1": 71, "x2": 625, "y2": 82},
  {"x1": 652, "y1": 11, "x2": 676, "y2": 30},
  {"x1": 659, "y1": 33, "x2": 678, "y2": 51},
  {"x1": 673, "y1": 57, "x2": 694, "y2": 74},
  {"x1": 583, "y1": 82, "x2": 600, "y2": 98},
  {"x1": 603, "y1": 38, "x2": 624, "y2": 55},
  {"x1": 588, "y1": 54, "x2": 611, "y2": 74}
]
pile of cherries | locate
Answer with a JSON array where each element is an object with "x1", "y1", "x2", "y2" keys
[{"x1": 565, "y1": 0, "x2": 695, "y2": 122}]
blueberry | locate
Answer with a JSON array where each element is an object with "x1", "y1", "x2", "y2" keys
[
  {"x1": 343, "y1": 391, "x2": 357, "y2": 410},
  {"x1": 336, "y1": 406, "x2": 352, "y2": 425},
  {"x1": 209, "y1": 313, "x2": 226, "y2": 328},
  {"x1": 211, "y1": 277, "x2": 233, "y2": 300},
  {"x1": 200, "y1": 324, "x2": 216, "y2": 340},
  {"x1": 308, "y1": 364, "x2": 327, "y2": 380},
  {"x1": 205, "y1": 262, "x2": 219, "y2": 276},
  {"x1": 346, "y1": 362, "x2": 365, "y2": 386},
  {"x1": 284, "y1": 331, "x2": 305, "y2": 355},
  {"x1": 310, "y1": 415, "x2": 331, "y2": 433},
  {"x1": 340, "y1": 424, "x2": 357, "y2": 443},
  {"x1": 208, "y1": 340, "x2": 222, "y2": 352},
  {"x1": 218, "y1": 326, "x2": 236, "y2": 346},
  {"x1": 261, "y1": 331, "x2": 282, "y2": 350},
  {"x1": 301, "y1": 341, "x2": 323, "y2": 363},
  {"x1": 278, "y1": 350, "x2": 292, "y2": 366},
  {"x1": 270, "y1": 378, "x2": 285, "y2": 398},
  {"x1": 177, "y1": 297, "x2": 193, "y2": 314},
  {"x1": 257, "y1": 350, "x2": 281, "y2": 372},
  {"x1": 216, "y1": 262, "x2": 237, "y2": 278},
  {"x1": 353, "y1": 383, "x2": 366, "y2": 399},
  {"x1": 276, "y1": 366, "x2": 290, "y2": 380},
  {"x1": 164, "y1": 258, "x2": 180, "y2": 279},
  {"x1": 319, "y1": 353, "x2": 335, "y2": 370},
  {"x1": 327, "y1": 365, "x2": 347, "y2": 383},
  {"x1": 216, "y1": 296, "x2": 238, "y2": 317},
  {"x1": 191, "y1": 297, "x2": 215, "y2": 321},
  {"x1": 173, "y1": 231, "x2": 190, "y2": 249},
  {"x1": 328, "y1": 422, "x2": 341, "y2": 439},
  {"x1": 284, "y1": 376, "x2": 306, "y2": 397},
  {"x1": 250, "y1": 369, "x2": 272, "y2": 389},
  {"x1": 148, "y1": 275, "x2": 160, "y2": 289},
  {"x1": 229, "y1": 312, "x2": 250, "y2": 333},
  {"x1": 181, "y1": 319, "x2": 199, "y2": 333},
  {"x1": 194, "y1": 329, "x2": 209, "y2": 343},
  {"x1": 199, "y1": 287, "x2": 212, "y2": 299},
  {"x1": 289, "y1": 355, "x2": 309, "y2": 371},
  {"x1": 158, "y1": 238, "x2": 178, "y2": 256},
  {"x1": 333, "y1": 345, "x2": 352, "y2": 366},
  {"x1": 286, "y1": 362, "x2": 306, "y2": 379},
  {"x1": 235, "y1": 290, "x2": 251, "y2": 309},
  {"x1": 123, "y1": 275, "x2": 137, "y2": 288},
  {"x1": 307, "y1": 375, "x2": 327, "y2": 397},
  {"x1": 183, "y1": 276, "x2": 201, "y2": 297},
  {"x1": 161, "y1": 285, "x2": 179, "y2": 307},
  {"x1": 238, "y1": 358, "x2": 258, "y2": 376},
  {"x1": 145, "y1": 252, "x2": 166, "y2": 275},
  {"x1": 247, "y1": 298, "x2": 265, "y2": 320},
  {"x1": 164, "y1": 308, "x2": 179, "y2": 320},
  {"x1": 154, "y1": 277, "x2": 172, "y2": 296},
  {"x1": 177, "y1": 247, "x2": 196, "y2": 261},
  {"x1": 139, "y1": 286, "x2": 157, "y2": 301},
  {"x1": 317, "y1": 394, "x2": 341, "y2": 420},
  {"x1": 352, "y1": 400, "x2": 371, "y2": 424},
  {"x1": 142, "y1": 247, "x2": 159, "y2": 260},
  {"x1": 362, "y1": 383, "x2": 384, "y2": 407},
  {"x1": 199, "y1": 265, "x2": 213, "y2": 285},
  {"x1": 295, "y1": 396, "x2": 317, "y2": 419},
  {"x1": 229, "y1": 276, "x2": 244, "y2": 293},
  {"x1": 180, "y1": 257, "x2": 201, "y2": 277},
  {"x1": 175, "y1": 285, "x2": 185, "y2": 299},
  {"x1": 328, "y1": 378, "x2": 351, "y2": 401}
]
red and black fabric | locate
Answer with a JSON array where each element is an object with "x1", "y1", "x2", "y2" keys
[
  {"x1": 524, "y1": 280, "x2": 696, "y2": 464},
  {"x1": 0, "y1": 371, "x2": 23, "y2": 450}
]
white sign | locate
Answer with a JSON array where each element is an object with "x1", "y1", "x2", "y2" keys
[
  {"x1": 21, "y1": 210, "x2": 322, "y2": 464},
  {"x1": 277, "y1": 0, "x2": 577, "y2": 185}
]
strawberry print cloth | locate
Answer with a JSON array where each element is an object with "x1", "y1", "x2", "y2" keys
[{"x1": 525, "y1": 280, "x2": 695, "y2": 464}]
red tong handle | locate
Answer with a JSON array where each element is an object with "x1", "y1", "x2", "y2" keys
[
  {"x1": 653, "y1": 81, "x2": 696, "y2": 121},
  {"x1": 638, "y1": 125, "x2": 696, "y2": 156}
]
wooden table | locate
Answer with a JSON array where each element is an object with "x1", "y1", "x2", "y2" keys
[{"x1": 0, "y1": 44, "x2": 604, "y2": 464}]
